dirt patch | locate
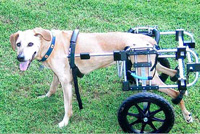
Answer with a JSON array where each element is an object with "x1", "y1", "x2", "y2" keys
[{"x1": 0, "y1": 15, "x2": 12, "y2": 24}]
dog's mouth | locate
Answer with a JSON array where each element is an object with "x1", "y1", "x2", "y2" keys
[
  {"x1": 19, "y1": 52, "x2": 36, "y2": 71},
  {"x1": 19, "y1": 61, "x2": 31, "y2": 71}
]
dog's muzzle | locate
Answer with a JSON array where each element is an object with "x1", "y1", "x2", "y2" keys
[
  {"x1": 17, "y1": 53, "x2": 25, "y2": 62},
  {"x1": 17, "y1": 52, "x2": 36, "y2": 71}
]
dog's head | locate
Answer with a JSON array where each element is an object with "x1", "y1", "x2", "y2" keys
[{"x1": 10, "y1": 28, "x2": 51, "y2": 71}]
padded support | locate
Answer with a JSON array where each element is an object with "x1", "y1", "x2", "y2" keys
[{"x1": 80, "y1": 53, "x2": 90, "y2": 60}]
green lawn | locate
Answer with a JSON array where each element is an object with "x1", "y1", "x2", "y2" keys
[{"x1": 0, "y1": 0, "x2": 200, "y2": 133}]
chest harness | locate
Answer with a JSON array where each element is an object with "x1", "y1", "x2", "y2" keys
[
  {"x1": 39, "y1": 30, "x2": 84, "y2": 110},
  {"x1": 69, "y1": 29, "x2": 84, "y2": 109}
]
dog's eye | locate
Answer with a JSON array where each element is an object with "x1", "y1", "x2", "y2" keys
[
  {"x1": 16, "y1": 43, "x2": 21, "y2": 47},
  {"x1": 28, "y1": 42, "x2": 34, "y2": 47}
]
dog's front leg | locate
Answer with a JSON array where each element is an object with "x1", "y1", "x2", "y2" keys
[
  {"x1": 38, "y1": 73, "x2": 60, "y2": 98},
  {"x1": 58, "y1": 76, "x2": 73, "y2": 128}
]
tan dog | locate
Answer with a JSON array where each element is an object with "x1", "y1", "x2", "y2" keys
[{"x1": 10, "y1": 28, "x2": 192, "y2": 128}]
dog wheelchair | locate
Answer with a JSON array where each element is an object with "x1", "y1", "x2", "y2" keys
[{"x1": 71, "y1": 27, "x2": 199, "y2": 133}]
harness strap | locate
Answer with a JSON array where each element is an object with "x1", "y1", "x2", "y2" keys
[
  {"x1": 69, "y1": 30, "x2": 78, "y2": 68},
  {"x1": 69, "y1": 29, "x2": 84, "y2": 109},
  {"x1": 150, "y1": 53, "x2": 159, "y2": 71},
  {"x1": 69, "y1": 30, "x2": 84, "y2": 78},
  {"x1": 72, "y1": 68, "x2": 83, "y2": 109},
  {"x1": 150, "y1": 45, "x2": 159, "y2": 71}
]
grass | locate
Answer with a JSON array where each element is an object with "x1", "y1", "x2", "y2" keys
[{"x1": 0, "y1": 0, "x2": 200, "y2": 133}]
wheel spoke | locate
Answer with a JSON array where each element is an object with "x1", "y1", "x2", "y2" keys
[
  {"x1": 127, "y1": 112, "x2": 139, "y2": 118},
  {"x1": 129, "y1": 119, "x2": 141, "y2": 126},
  {"x1": 135, "y1": 104, "x2": 144, "y2": 115},
  {"x1": 140, "y1": 123, "x2": 147, "y2": 133},
  {"x1": 152, "y1": 117, "x2": 165, "y2": 122},
  {"x1": 148, "y1": 121, "x2": 157, "y2": 131},
  {"x1": 149, "y1": 108, "x2": 162, "y2": 117},
  {"x1": 144, "y1": 102, "x2": 151, "y2": 114}
]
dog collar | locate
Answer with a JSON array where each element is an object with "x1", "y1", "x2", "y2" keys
[{"x1": 38, "y1": 36, "x2": 56, "y2": 62}]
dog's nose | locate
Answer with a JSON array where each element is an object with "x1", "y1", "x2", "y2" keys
[{"x1": 17, "y1": 53, "x2": 25, "y2": 62}]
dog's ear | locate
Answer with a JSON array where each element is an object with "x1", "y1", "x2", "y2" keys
[
  {"x1": 34, "y1": 28, "x2": 51, "y2": 41},
  {"x1": 10, "y1": 32, "x2": 19, "y2": 51}
]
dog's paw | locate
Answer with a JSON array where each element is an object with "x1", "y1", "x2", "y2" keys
[
  {"x1": 58, "y1": 120, "x2": 69, "y2": 128},
  {"x1": 37, "y1": 95, "x2": 47, "y2": 99},
  {"x1": 185, "y1": 90, "x2": 189, "y2": 96},
  {"x1": 183, "y1": 113, "x2": 193, "y2": 123}
]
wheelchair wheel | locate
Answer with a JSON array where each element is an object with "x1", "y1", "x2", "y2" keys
[
  {"x1": 158, "y1": 58, "x2": 170, "y2": 82},
  {"x1": 118, "y1": 92, "x2": 174, "y2": 133}
]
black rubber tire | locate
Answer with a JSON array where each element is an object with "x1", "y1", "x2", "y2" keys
[
  {"x1": 118, "y1": 92, "x2": 174, "y2": 133},
  {"x1": 158, "y1": 58, "x2": 170, "y2": 82}
]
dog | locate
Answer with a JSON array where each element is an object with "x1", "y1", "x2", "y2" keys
[{"x1": 10, "y1": 28, "x2": 192, "y2": 128}]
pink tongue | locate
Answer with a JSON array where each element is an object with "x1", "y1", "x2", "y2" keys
[{"x1": 19, "y1": 61, "x2": 30, "y2": 71}]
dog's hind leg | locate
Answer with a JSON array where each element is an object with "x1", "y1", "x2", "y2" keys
[
  {"x1": 156, "y1": 62, "x2": 177, "y2": 77},
  {"x1": 152, "y1": 72, "x2": 193, "y2": 123},
  {"x1": 38, "y1": 73, "x2": 60, "y2": 98}
]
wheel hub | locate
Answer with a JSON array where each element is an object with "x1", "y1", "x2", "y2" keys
[{"x1": 143, "y1": 117, "x2": 148, "y2": 122}]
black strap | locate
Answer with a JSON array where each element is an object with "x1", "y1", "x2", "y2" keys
[
  {"x1": 69, "y1": 30, "x2": 84, "y2": 78},
  {"x1": 150, "y1": 53, "x2": 158, "y2": 71},
  {"x1": 69, "y1": 29, "x2": 83, "y2": 109},
  {"x1": 69, "y1": 30, "x2": 79, "y2": 68},
  {"x1": 72, "y1": 68, "x2": 83, "y2": 109},
  {"x1": 150, "y1": 46, "x2": 159, "y2": 71}
]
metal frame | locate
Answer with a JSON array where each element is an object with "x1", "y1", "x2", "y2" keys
[{"x1": 67, "y1": 27, "x2": 199, "y2": 102}]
